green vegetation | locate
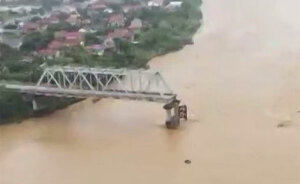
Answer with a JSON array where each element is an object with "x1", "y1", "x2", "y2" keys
[
  {"x1": 0, "y1": 91, "x2": 33, "y2": 123},
  {"x1": 85, "y1": 33, "x2": 101, "y2": 45},
  {"x1": 0, "y1": 0, "x2": 202, "y2": 124},
  {"x1": 21, "y1": 31, "x2": 54, "y2": 52}
]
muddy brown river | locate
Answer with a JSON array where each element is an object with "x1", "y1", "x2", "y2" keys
[{"x1": 1, "y1": 0, "x2": 300, "y2": 183}]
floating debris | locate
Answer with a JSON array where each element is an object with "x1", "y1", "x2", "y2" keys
[
  {"x1": 92, "y1": 98, "x2": 101, "y2": 103},
  {"x1": 184, "y1": 160, "x2": 191, "y2": 164},
  {"x1": 277, "y1": 120, "x2": 291, "y2": 128}
]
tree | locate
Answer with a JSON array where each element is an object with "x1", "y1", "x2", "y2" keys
[
  {"x1": 85, "y1": 33, "x2": 100, "y2": 45},
  {"x1": 0, "y1": 92, "x2": 33, "y2": 123},
  {"x1": 77, "y1": 8, "x2": 88, "y2": 19},
  {"x1": 21, "y1": 31, "x2": 53, "y2": 52},
  {"x1": 114, "y1": 38, "x2": 134, "y2": 56},
  {"x1": 0, "y1": 43, "x2": 21, "y2": 60},
  {"x1": 47, "y1": 22, "x2": 78, "y2": 32},
  {"x1": 3, "y1": 24, "x2": 18, "y2": 29},
  {"x1": 109, "y1": 3, "x2": 122, "y2": 12},
  {"x1": 62, "y1": 46, "x2": 92, "y2": 65},
  {"x1": 31, "y1": 16, "x2": 42, "y2": 22}
]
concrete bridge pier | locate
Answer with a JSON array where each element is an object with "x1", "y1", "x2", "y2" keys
[
  {"x1": 32, "y1": 100, "x2": 38, "y2": 111},
  {"x1": 164, "y1": 99, "x2": 181, "y2": 129},
  {"x1": 22, "y1": 94, "x2": 38, "y2": 111}
]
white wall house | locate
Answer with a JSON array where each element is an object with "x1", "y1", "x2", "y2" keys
[
  {"x1": 148, "y1": 0, "x2": 164, "y2": 7},
  {"x1": 166, "y1": 1, "x2": 183, "y2": 9}
]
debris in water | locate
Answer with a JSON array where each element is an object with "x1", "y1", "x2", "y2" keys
[
  {"x1": 184, "y1": 160, "x2": 191, "y2": 164},
  {"x1": 92, "y1": 98, "x2": 101, "y2": 103},
  {"x1": 277, "y1": 120, "x2": 291, "y2": 128}
]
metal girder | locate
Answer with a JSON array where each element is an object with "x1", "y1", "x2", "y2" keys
[{"x1": 1, "y1": 66, "x2": 176, "y2": 103}]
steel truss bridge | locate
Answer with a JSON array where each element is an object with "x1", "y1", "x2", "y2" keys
[
  {"x1": 0, "y1": 66, "x2": 176, "y2": 103},
  {"x1": 0, "y1": 66, "x2": 186, "y2": 129}
]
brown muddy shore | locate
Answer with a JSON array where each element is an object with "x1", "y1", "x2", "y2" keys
[{"x1": 1, "y1": 0, "x2": 300, "y2": 183}]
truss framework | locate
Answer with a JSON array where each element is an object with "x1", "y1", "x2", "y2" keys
[{"x1": 1, "y1": 66, "x2": 176, "y2": 103}]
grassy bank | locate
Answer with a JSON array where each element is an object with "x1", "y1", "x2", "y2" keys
[{"x1": 0, "y1": 0, "x2": 203, "y2": 124}]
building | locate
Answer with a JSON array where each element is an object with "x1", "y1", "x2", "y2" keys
[
  {"x1": 86, "y1": 44, "x2": 104, "y2": 56},
  {"x1": 165, "y1": 1, "x2": 183, "y2": 10},
  {"x1": 48, "y1": 40, "x2": 65, "y2": 50},
  {"x1": 56, "y1": 31, "x2": 84, "y2": 46},
  {"x1": 38, "y1": 31, "x2": 84, "y2": 58},
  {"x1": 128, "y1": 18, "x2": 142, "y2": 31},
  {"x1": 87, "y1": 1, "x2": 107, "y2": 17},
  {"x1": 103, "y1": 37, "x2": 115, "y2": 49},
  {"x1": 45, "y1": 15, "x2": 60, "y2": 25},
  {"x1": 122, "y1": 4, "x2": 144, "y2": 13},
  {"x1": 66, "y1": 14, "x2": 81, "y2": 26},
  {"x1": 107, "y1": 28, "x2": 134, "y2": 42},
  {"x1": 21, "y1": 22, "x2": 40, "y2": 33},
  {"x1": 104, "y1": 8, "x2": 113, "y2": 14},
  {"x1": 148, "y1": 0, "x2": 165, "y2": 7},
  {"x1": 107, "y1": 14, "x2": 125, "y2": 28}
]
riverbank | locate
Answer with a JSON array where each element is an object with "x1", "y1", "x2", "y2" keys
[{"x1": 0, "y1": 0, "x2": 203, "y2": 124}]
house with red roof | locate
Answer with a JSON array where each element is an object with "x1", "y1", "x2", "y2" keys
[
  {"x1": 38, "y1": 40, "x2": 64, "y2": 58},
  {"x1": 38, "y1": 31, "x2": 84, "y2": 58},
  {"x1": 90, "y1": 2, "x2": 107, "y2": 10},
  {"x1": 87, "y1": 1, "x2": 107, "y2": 17},
  {"x1": 107, "y1": 14, "x2": 125, "y2": 28},
  {"x1": 86, "y1": 44, "x2": 105, "y2": 56},
  {"x1": 48, "y1": 40, "x2": 65, "y2": 50},
  {"x1": 55, "y1": 31, "x2": 84, "y2": 46},
  {"x1": 107, "y1": 28, "x2": 134, "y2": 41}
]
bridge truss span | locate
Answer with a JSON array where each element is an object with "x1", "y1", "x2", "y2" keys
[{"x1": 18, "y1": 66, "x2": 176, "y2": 103}]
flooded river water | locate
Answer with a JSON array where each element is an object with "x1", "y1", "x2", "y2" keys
[{"x1": 1, "y1": 0, "x2": 300, "y2": 183}]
